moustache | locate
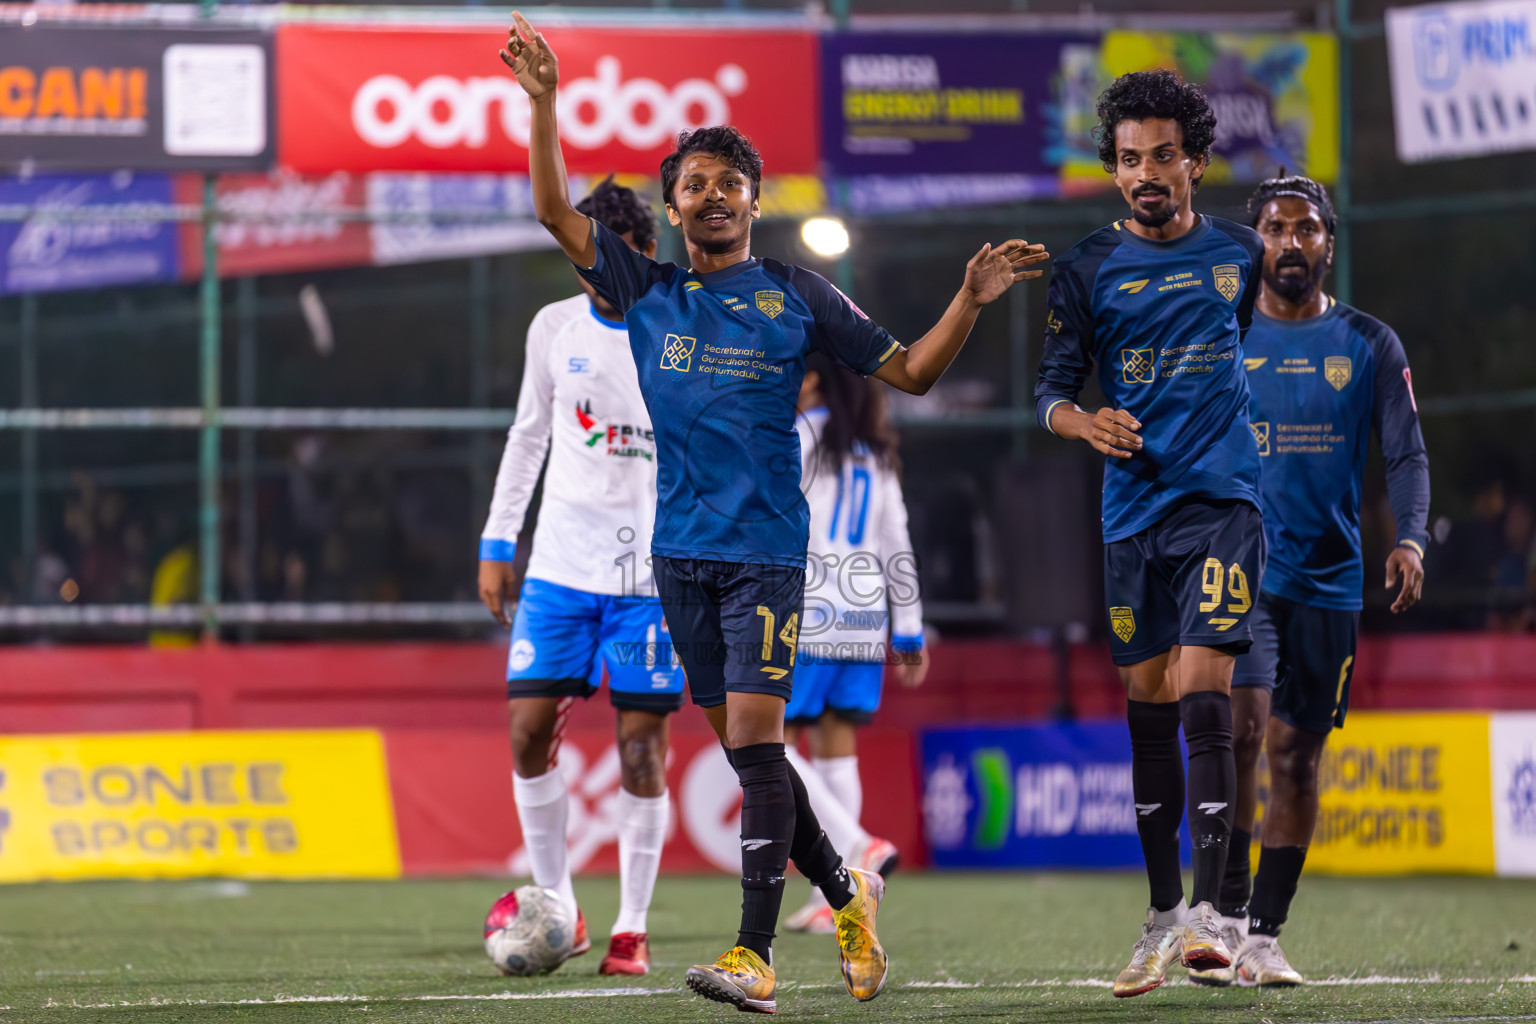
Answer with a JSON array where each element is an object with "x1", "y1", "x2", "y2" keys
[
  {"x1": 1132, "y1": 185, "x2": 1170, "y2": 199},
  {"x1": 1275, "y1": 254, "x2": 1311, "y2": 269}
]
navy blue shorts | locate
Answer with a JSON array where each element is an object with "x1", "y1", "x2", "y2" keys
[
  {"x1": 1103, "y1": 498, "x2": 1266, "y2": 666},
  {"x1": 505, "y1": 578, "x2": 685, "y2": 714},
  {"x1": 1232, "y1": 590, "x2": 1360, "y2": 734},
  {"x1": 652, "y1": 555, "x2": 804, "y2": 708}
]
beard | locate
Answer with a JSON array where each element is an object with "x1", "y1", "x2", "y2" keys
[
  {"x1": 1129, "y1": 186, "x2": 1177, "y2": 228},
  {"x1": 1264, "y1": 256, "x2": 1329, "y2": 305}
]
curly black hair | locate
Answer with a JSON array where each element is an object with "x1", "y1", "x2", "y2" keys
[
  {"x1": 659, "y1": 126, "x2": 763, "y2": 207},
  {"x1": 1246, "y1": 171, "x2": 1337, "y2": 236},
  {"x1": 576, "y1": 175, "x2": 657, "y2": 251},
  {"x1": 1092, "y1": 69, "x2": 1217, "y2": 180}
]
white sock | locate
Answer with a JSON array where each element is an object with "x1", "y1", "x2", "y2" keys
[
  {"x1": 785, "y1": 746, "x2": 868, "y2": 857},
  {"x1": 813, "y1": 755, "x2": 863, "y2": 822},
  {"x1": 612, "y1": 788, "x2": 668, "y2": 936},
  {"x1": 1151, "y1": 899, "x2": 1188, "y2": 928},
  {"x1": 512, "y1": 768, "x2": 577, "y2": 917}
]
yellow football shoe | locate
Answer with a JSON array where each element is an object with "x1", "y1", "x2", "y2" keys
[
  {"x1": 1113, "y1": 903, "x2": 1186, "y2": 998},
  {"x1": 1181, "y1": 901, "x2": 1235, "y2": 971},
  {"x1": 685, "y1": 946, "x2": 777, "y2": 1014},
  {"x1": 833, "y1": 867, "x2": 889, "y2": 1001}
]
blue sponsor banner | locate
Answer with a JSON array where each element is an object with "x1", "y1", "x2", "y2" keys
[
  {"x1": 0, "y1": 173, "x2": 178, "y2": 295},
  {"x1": 820, "y1": 33, "x2": 1090, "y2": 179},
  {"x1": 920, "y1": 719, "x2": 1191, "y2": 869}
]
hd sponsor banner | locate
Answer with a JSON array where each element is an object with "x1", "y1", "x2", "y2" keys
[
  {"x1": 0, "y1": 26, "x2": 273, "y2": 172},
  {"x1": 176, "y1": 171, "x2": 372, "y2": 279},
  {"x1": 277, "y1": 25, "x2": 817, "y2": 175},
  {"x1": 365, "y1": 172, "x2": 554, "y2": 265},
  {"x1": 1492, "y1": 712, "x2": 1536, "y2": 877},
  {"x1": 1306, "y1": 712, "x2": 1494, "y2": 875},
  {"x1": 0, "y1": 172, "x2": 178, "y2": 295},
  {"x1": 0, "y1": 731, "x2": 399, "y2": 882},
  {"x1": 919, "y1": 721, "x2": 1178, "y2": 869},
  {"x1": 820, "y1": 33, "x2": 1088, "y2": 182},
  {"x1": 1055, "y1": 31, "x2": 1339, "y2": 189},
  {"x1": 1387, "y1": 0, "x2": 1536, "y2": 162}
]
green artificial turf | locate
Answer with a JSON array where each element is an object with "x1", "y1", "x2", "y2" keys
[{"x1": 1, "y1": 873, "x2": 1533, "y2": 1022}]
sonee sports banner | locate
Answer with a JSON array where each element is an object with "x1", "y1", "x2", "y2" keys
[{"x1": 0, "y1": 26, "x2": 273, "y2": 172}]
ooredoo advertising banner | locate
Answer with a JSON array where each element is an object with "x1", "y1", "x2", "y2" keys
[
  {"x1": 277, "y1": 25, "x2": 818, "y2": 175},
  {"x1": 0, "y1": 173, "x2": 179, "y2": 296},
  {"x1": 0, "y1": 26, "x2": 273, "y2": 172},
  {"x1": 1387, "y1": 0, "x2": 1536, "y2": 162},
  {"x1": 0, "y1": 731, "x2": 399, "y2": 881}
]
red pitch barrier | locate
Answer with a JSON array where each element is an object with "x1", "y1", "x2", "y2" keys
[{"x1": 0, "y1": 635, "x2": 1531, "y2": 874}]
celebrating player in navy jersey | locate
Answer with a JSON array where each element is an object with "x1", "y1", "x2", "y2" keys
[
  {"x1": 499, "y1": 13, "x2": 1047, "y2": 1014},
  {"x1": 1034, "y1": 69, "x2": 1266, "y2": 997},
  {"x1": 1187, "y1": 174, "x2": 1428, "y2": 989}
]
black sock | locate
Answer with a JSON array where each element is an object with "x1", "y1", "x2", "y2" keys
[
  {"x1": 1218, "y1": 826, "x2": 1253, "y2": 918},
  {"x1": 1127, "y1": 700, "x2": 1185, "y2": 913},
  {"x1": 786, "y1": 759, "x2": 855, "y2": 910},
  {"x1": 1249, "y1": 845, "x2": 1307, "y2": 936},
  {"x1": 730, "y1": 743, "x2": 794, "y2": 961},
  {"x1": 1182, "y1": 690, "x2": 1236, "y2": 907}
]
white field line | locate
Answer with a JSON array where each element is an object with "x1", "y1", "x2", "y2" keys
[
  {"x1": 1289, "y1": 1018, "x2": 1536, "y2": 1024},
  {"x1": 39, "y1": 974, "x2": 1536, "y2": 1011}
]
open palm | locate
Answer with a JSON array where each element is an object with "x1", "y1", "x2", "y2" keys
[
  {"x1": 963, "y1": 239, "x2": 1049, "y2": 306},
  {"x1": 498, "y1": 11, "x2": 559, "y2": 99}
]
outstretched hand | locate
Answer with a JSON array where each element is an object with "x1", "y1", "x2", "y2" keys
[
  {"x1": 498, "y1": 11, "x2": 559, "y2": 99},
  {"x1": 961, "y1": 239, "x2": 1050, "y2": 306}
]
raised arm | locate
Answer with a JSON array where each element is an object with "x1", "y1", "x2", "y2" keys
[
  {"x1": 499, "y1": 12, "x2": 594, "y2": 266},
  {"x1": 871, "y1": 240, "x2": 1048, "y2": 395}
]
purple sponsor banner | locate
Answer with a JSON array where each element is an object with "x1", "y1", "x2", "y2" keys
[
  {"x1": 0, "y1": 173, "x2": 179, "y2": 295},
  {"x1": 820, "y1": 33, "x2": 1087, "y2": 178}
]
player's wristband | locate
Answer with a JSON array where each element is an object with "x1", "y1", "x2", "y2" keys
[
  {"x1": 1396, "y1": 539, "x2": 1425, "y2": 558},
  {"x1": 479, "y1": 538, "x2": 517, "y2": 562},
  {"x1": 890, "y1": 633, "x2": 925, "y2": 655}
]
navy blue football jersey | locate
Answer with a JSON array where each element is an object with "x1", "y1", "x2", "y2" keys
[
  {"x1": 1244, "y1": 299, "x2": 1430, "y2": 610},
  {"x1": 575, "y1": 220, "x2": 902, "y2": 568},
  {"x1": 1035, "y1": 215, "x2": 1266, "y2": 542}
]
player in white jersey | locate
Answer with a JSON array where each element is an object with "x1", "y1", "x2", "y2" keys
[
  {"x1": 478, "y1": 179, "x2": 683, "y2": 977},
  {"x1": 783, "y1": 352, "x2": 929, "y2": 933}
]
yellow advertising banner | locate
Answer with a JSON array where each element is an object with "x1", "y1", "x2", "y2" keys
[
  {"x1": 0, "y1": 731, "x2": 400, "y2": 882},
  {"x1": 1303, "y1": 712, "x2": 1494, "y2": 876}
]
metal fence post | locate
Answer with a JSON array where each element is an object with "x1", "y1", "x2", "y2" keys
[
  {"x1": 19, "y1": 294, "x2": 37, "y2": 600},
  {"x1": 199, "y1": 175, "x2": 221, "y2": 638}
]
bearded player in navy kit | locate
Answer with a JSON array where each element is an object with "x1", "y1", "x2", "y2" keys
[
  {"x1": 1187, "y1": 174, "x2": 1428, "y2": 989},
  {"x1": 1035, "y1": 69, "x2": 1266, "y2": 997},
  {"x1": 498, "y1": 12, "x2": 1048, "y2": 1014}
]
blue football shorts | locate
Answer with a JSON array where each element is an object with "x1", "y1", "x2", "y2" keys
[
  {"x1": 506, "y1": 577, "x2": 685, "y2": 713},
  {"x1": 1232, "y1": 589, "x2": 1360, "y2": 734}
]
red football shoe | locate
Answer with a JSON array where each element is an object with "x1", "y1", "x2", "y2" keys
[
  {"x1": 570, "y1": 909, "x2": 592, "y2": 957},
  {"x1": 599, "y1": 932, "x2": 650, "y2": 975}
]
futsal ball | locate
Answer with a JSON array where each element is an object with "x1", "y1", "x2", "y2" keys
[{"x1": 483, "y1": 885, "x2": 575, "y2": 976}]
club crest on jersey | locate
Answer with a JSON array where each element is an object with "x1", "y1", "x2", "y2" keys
[
  {"x1": 1213, "y1": 264, "x2": 1240, "y2": 302},
  {"x1": 1121, "y1": 348, "x2": 1155, "y2": 384},
  {"x1": 660, "y1": 333, "x2": 696, "y2": 372},
  {"x1": 1251, "y1": 420, "x2": 1270, "y2": 456},
  {"x1": 1110, "y1": 606, "x2": 1136, "y2": 643},
  {"x1": 1325, "y1": 356, "x2": 1352, "y2": 390},
  {"x1": 755, "y1": 290, "x2": 785, "y2": 319}
]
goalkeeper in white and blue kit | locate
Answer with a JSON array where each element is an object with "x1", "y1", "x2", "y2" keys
[
  {"x1": 477, "y1": 178, "x2": 683, "y2": 979},
  {"x1": 782, "y1": 351, "x2": 927, "y2": 934}
]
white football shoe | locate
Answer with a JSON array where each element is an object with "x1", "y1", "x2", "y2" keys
[
  {"x1": 1113, "y1": 902, "x2": 1186, "y2": 998},
  {"x1": 784, "y1": 888, "x2": 835, "y2": 933},
  {"x1": 1236, "y1": 934, "x2": 1305, "y2": 987},
  {"x1": 1187, "y1": 914, "x2": 1247, "y2": 987}
]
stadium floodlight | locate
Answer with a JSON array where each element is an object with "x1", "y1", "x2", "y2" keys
[{"x1": 801, "y1": 217, "x2": 850, "y2": 259}]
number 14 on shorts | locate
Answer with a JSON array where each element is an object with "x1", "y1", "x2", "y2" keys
[
  {"x1": 755, "y1": 606, "x2": 798, "y2": 681},
  {"x1": 1198, "y1": 557, "x2": 1252, "y2": 631}
]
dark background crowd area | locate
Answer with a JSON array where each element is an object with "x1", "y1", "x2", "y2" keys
[{"x1": 2, "y1": 0, "x2": 1534, "y2": 642}]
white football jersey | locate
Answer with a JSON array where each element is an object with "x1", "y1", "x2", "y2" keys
[
  {"x1": 796, "y1": 407, "x2": 924, "y2": 662},
  {"x1": 481, "y1": 294, "x2": 658, "y2": 596}
]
